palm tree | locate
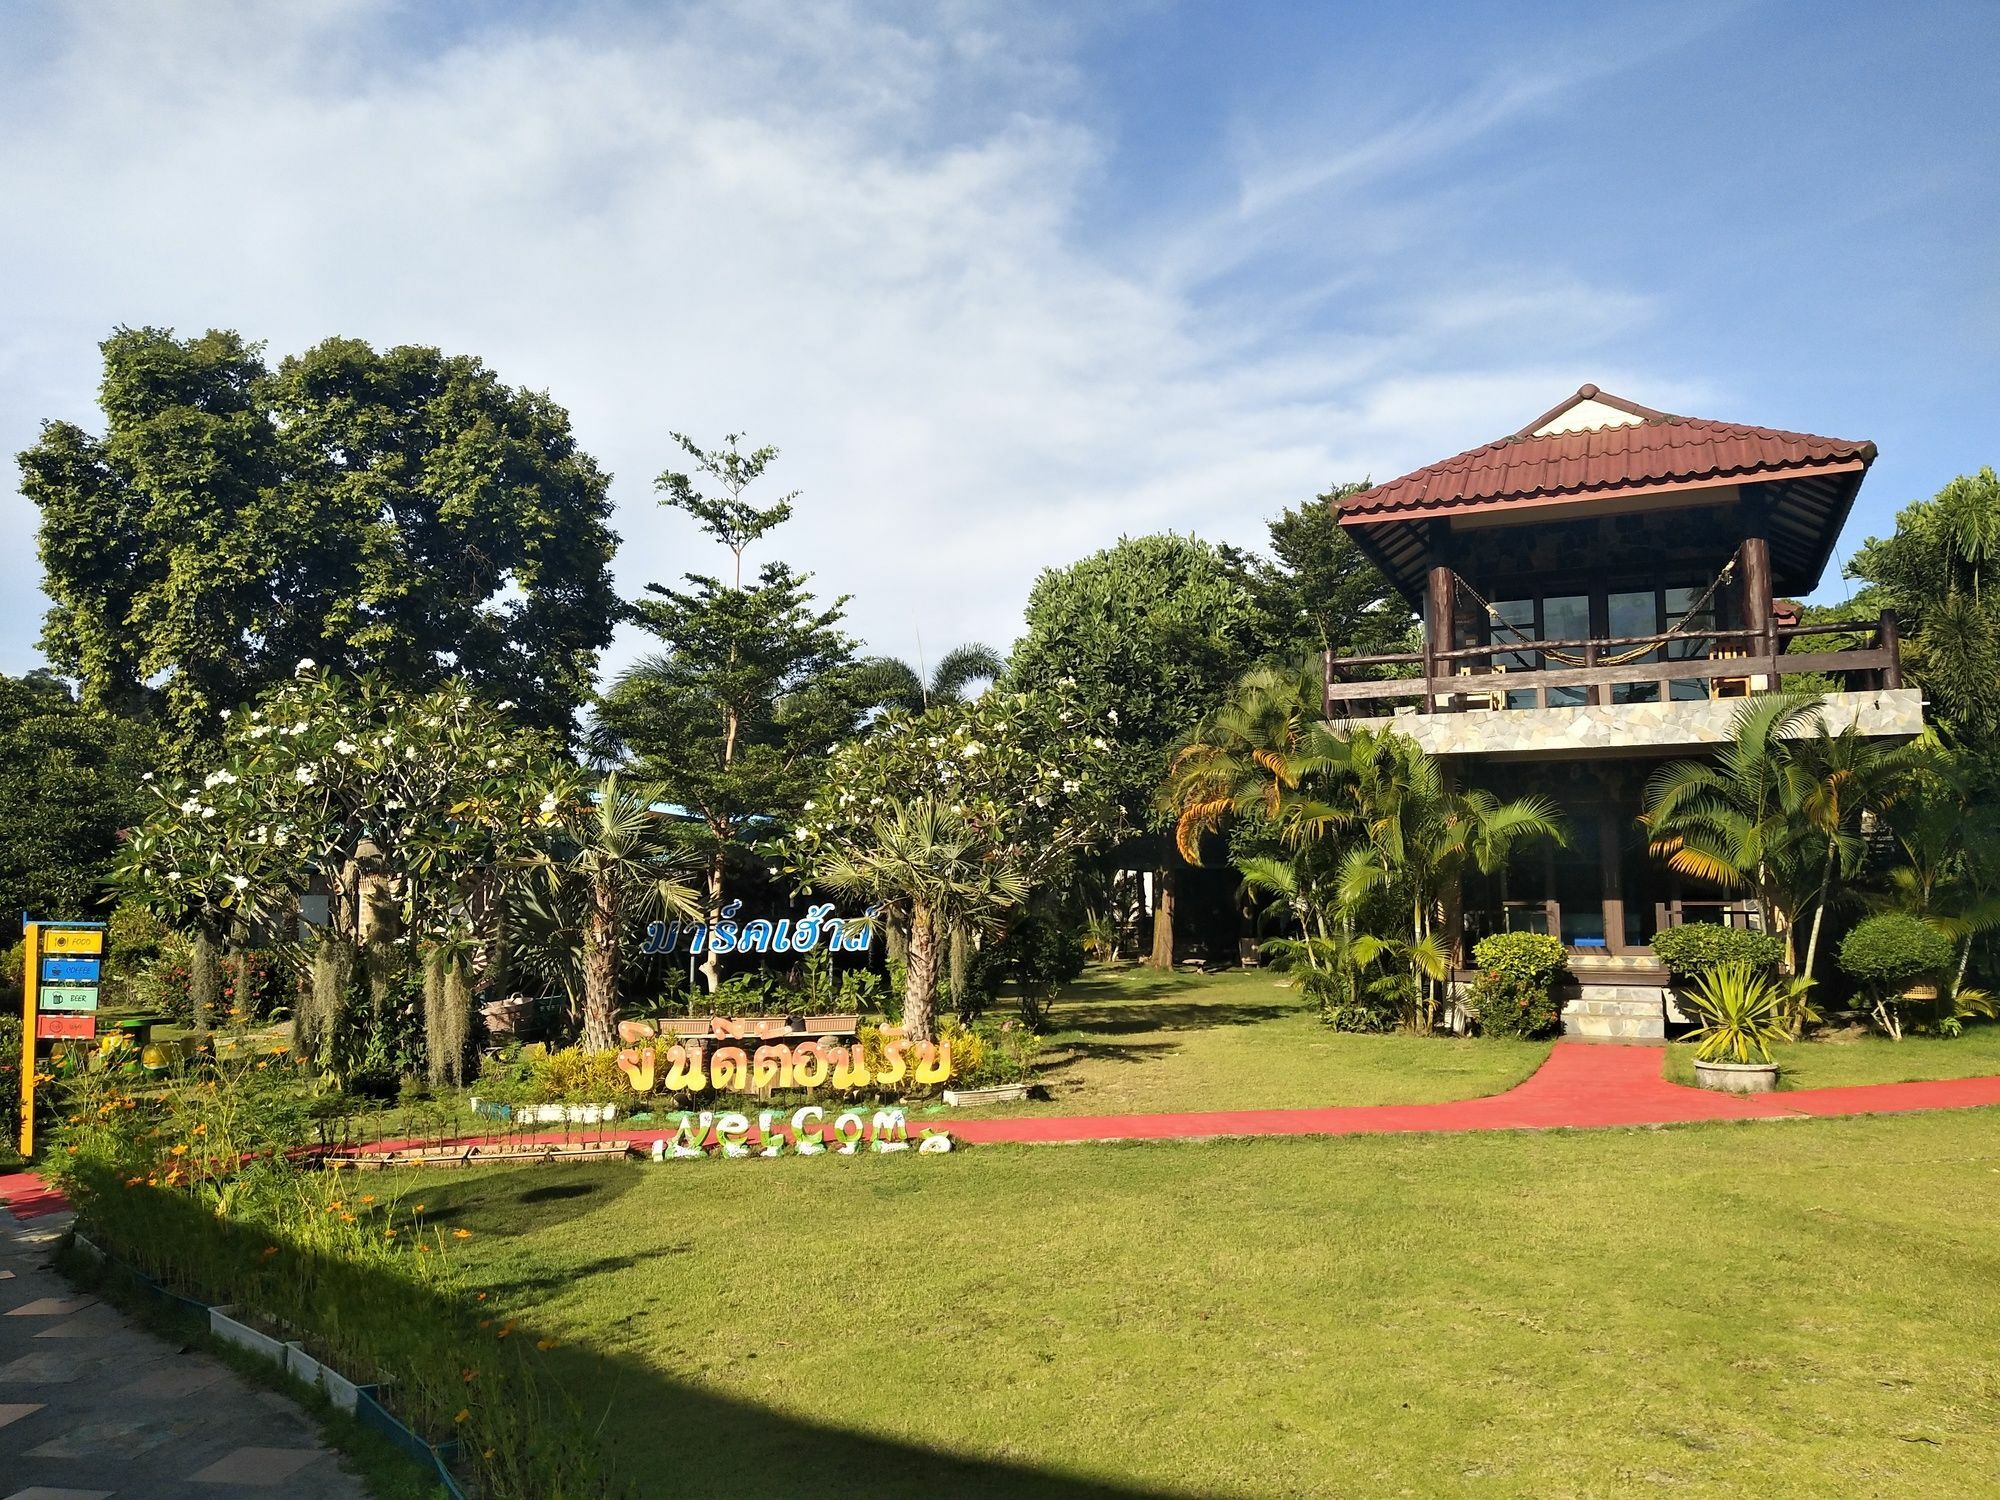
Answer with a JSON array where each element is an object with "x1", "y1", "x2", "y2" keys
[
  {"x1": 1642, "y1": 695, "x2": 1829, "y2": 974},
  {"x1": 856, "y1": 643, "x2": 1005, "y2": 715},
  {"x1": 815, "y1": 796, "x2": 1029, "y2": 1045},
  {"x1": 515, "y1": 773, "x2": 701, "y2": 1053},
  {"x1": 1331, "y1": 727, "x2": 1564, "y2": 1032},
  {"x1": 1162, "y1": 659, "x2": 1325, "y2": 861},
  {"x1": 1791, "y1": 721, "x2": 1925, "y2": 984}
]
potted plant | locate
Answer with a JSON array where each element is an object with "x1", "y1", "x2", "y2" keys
[
  {"x1": 1681, "y1": 961, "x2": 1791, "y2": 1092},
  {"x1": 1837, "y1": 913, "x2": 1956, "y2": 1041}
]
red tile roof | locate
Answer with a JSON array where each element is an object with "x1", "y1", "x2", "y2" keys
[{"x1": 1339, "y1": 385, "x2": 1876, "y2": 523}]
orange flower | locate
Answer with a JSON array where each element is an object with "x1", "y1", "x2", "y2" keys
[
  {"x1": 412, "y1": 1203, "x2": 425, "y2": 1213},
  {"x1": 454, "y1": 1408, "x2": 470, "y2": 1424},
  {"x1": 475, "y1": 1292, "x2": 487, "y2": 1302},
  {"x1": 536, "y1": 1338, "x2": 558, "y2": 1351},
  {"x1": 383, "y1": 1228, "x2": 397, "y2": 1238},
  {"x1": 453, "y1": 1228, "x2": 472, "y2": 1240},
  {"x1": 359, "y1": 1194, "x2": 375, "y2": 1205},
  {"x1": 478, "y1": 1318, "x2": 491, "y2": 1328},
  {"x1": 261, "y1": 1246, "x2": 280, "y2": 1258},
  {"x1": 192, "y1": 1123, "x2": 206, "y2": 1135},
  {"x1": 461, "y1": 1368, "x2": 478, "y2": 1383},
  {"x1": 496, "y1": 1322, "x2": 514, "y2": 1340}
]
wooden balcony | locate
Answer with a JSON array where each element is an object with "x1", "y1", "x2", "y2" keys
[{"x1": 1323, "y1": 611, "x2": 1904, "y2": 720}]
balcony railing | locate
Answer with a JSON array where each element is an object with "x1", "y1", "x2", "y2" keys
[
  {"x1": 1324, "y1": 611, "x2": 1903, "y2": 719},
  {"x1": 1463, "y1": 898, "x2": 1763, "y2": 954}
]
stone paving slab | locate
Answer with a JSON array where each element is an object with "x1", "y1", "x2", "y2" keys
[{"x1": 0, "y1": 1206, "x2": 370, "y2": 1500}]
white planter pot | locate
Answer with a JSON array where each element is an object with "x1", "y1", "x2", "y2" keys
[
  {"x1": 210, "y1": 1305, "x2": 292, "y2": 1366},
  {"x1": 1693, "y1": 1059, "x2": 1780, "y2": 1094},
  {"x1": 942, "y1": 1084, "x2": 1031, "y2": 1106}
]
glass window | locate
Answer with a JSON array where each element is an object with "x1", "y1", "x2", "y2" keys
[
  {"x1": 1490, "y1": 599, "x2": 1538, "y2": 709},
  {"x1": 1543, "y1": 595, "x2": 1589, "y2": 708},
  {"x1": 1609, "y1": 590, "x2": 1661, "y2": 704},
  {"x1": 1664, "y1": 585, "x2": 1715, "y2": 701}
]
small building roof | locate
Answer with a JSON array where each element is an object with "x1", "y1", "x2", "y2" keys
[{"x1": 1336, "y1": 386, "x2": 1876, "y2": 606}]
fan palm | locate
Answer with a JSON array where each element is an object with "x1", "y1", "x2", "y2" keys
[
  {"x1": 814, "y1": 796, "x2": 1029, "y2": 1045},
  {"x1": 515, "y1": 773, "x2": 702, "y2": 1052}
]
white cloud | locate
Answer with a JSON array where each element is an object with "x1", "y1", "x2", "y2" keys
[{"x1": 0, "y1": 0, "x2": 1678, "y2": 686}]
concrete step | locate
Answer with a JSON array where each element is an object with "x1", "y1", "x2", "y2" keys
[
  {"x1": 1562, "y1": 990, "x2": 1666, "y2": 1041},
  {"x1": 1564, "y1": 1011, "x2": 1667, "y2": 1041}
]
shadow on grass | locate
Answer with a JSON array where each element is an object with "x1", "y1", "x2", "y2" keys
[
  {"x1": 62, "y1": 1163, "x2": 1221, "y2": 1500},
  {"x1": 1048, "y1": 1002, "x2": 1295, "y2": 1037}
]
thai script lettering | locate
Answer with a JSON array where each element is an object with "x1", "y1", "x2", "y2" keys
[{"x1": 638, "y1": 902, "x2": 878, "y2": 955}]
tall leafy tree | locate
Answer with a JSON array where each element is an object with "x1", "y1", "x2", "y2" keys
[
  {"x1": 1010, "y1": 533, "x2": 1262, "y2": 966},
  {"x1": 597, "y1": 433, "x2": 864, "y2": 992},
  {"x1": 20, "y1": 327, "x2": 619, "y2": 751},
  {"x1": 0, "y1": 672, "x2": 154, "y2": 922},
  {"x1": 1229, "y1": 486, "x2": 1410, "y2": 662},
  {"x1": 1848, "y1": 467, "x2": 2000, "y2": 746}
]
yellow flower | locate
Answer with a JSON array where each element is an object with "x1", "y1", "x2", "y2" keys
[
  {"x1": 453, "y1": 1228, "x2": 472, "y2": 1240},
  {"x1": 383, "y1": 1228, "x2": 397, "y2": 1238},
  {"x1": 412, "y1": 1204, "x2": 425, "y2": 1213},
  {"x1": 170, "y1": 1144, "x2": 187, "y2": 1156},
  {"x1": 192, "y1": 1123, "x2": 206, "y2": 1135},
  {"x1": 536, "y1": 1338, "x2": 558, "y2": 1352},
  {"x1": 359, "y1": 1194, "x2": 375, "y2": 1204},
  {"x1": 341, "y1": 1213, "x2": 356, "y2": 1224},
  {"x1": 454, "y1": 1408, "x2": 470, "y2": 1424}
]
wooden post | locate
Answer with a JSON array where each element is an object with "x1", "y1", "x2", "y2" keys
[
  {"x1": 1739, "y1": 495, "x2": 1775, "y2": 672},
  {"x1": 1879, "y1": 608, "x2": 1903, "y2": 690},
  {"x1": 1598, "y1": 811, "x2": 1624, "y2": 954},
  {"x1": 1423, "y1": 522, "x2": 1453, "y2": 715}
]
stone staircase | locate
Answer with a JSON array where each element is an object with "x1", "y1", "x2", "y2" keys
[{"x1": 1561, "y1": 982, "x2": 1668, "y2": 1042}]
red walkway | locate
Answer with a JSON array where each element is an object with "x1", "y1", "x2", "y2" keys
[
  {"x1": 8, "y1": 1047, "x2": 2000, "y2": 1211},
  {"x1": 936, "y1": 1041, "x2": 2000, "y2": 1144}
]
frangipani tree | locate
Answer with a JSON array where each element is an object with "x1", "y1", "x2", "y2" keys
[
  {"x1": 116, "y1": 665, "x2": 563, "y2": 1078},
  {"x1": 791, "y1": 684, "x2": 1120, "y2": 1042}
]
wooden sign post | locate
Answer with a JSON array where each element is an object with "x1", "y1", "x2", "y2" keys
[{"x1": 16, "y1": 918, "x2": 106, "y2": 1158}]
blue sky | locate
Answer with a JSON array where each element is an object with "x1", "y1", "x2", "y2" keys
[{"x1": 0, "y1": 0, "x2": 1994, "y2": 680}]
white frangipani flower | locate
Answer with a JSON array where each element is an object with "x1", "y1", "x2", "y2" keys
[
  {"x1": 334, "y1": 739, "x2": 357, "y2": 756},
  {"x1": 295, "y1": 658, "x2": 317, "y2": 673}
]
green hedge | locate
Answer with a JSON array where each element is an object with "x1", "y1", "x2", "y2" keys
[
  {"x1": 1467, "y1": 932, "x2": 1567, "y2": 1038},
  {"x1": 1650, "y1": 923, "x2": 1783, "y2": 979},
  {"x1": 1838, "y1": 913, "x2": 1955, "y2": 995}
]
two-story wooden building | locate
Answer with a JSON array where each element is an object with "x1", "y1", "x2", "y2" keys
[{"x1": 1325, "y1": 385, "x2": 1923, "y2": 1038}]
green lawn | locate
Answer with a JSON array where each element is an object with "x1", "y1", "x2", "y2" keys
[
  {"x1": 394, "y1": 1107, "x2": 2000, "y2": 1498},
  {"x1": 961, "y1": 965, "x2": 1550, "y2": 1115},
  {"x1": 1663, "y1": 1023, "x2": 2000, "y2": 1089}
]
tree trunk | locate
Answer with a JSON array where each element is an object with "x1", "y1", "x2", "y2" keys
[
  {"x1": 1802, "y1": 838, "x2": 1838, "y2": 987},
  {"x1": 699, "y1": 845, "x2": 726, "y2": 995},
  {"x1": 188, "y1": 917, "x2": 221, "y2": 1037},
  {"x1": 582, "y1": 867, "x2": 621, "y2": 1053},
  {"x1": 1148, "y1": 865, "x2": 1176, "y2": 969},
  {"x1": 902, "y1": 900, "x2": 940, "y2": 1045}
]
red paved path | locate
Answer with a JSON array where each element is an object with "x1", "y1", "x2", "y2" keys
[{"x1": 9, "y1": 1045, "x2": 2000, "y2": 1214}]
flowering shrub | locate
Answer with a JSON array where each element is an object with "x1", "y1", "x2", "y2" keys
[
  {"x1": 48, "y1": 1051, "x2": 620, "y2": 1496},
  {"x1": 1466, "y1": 932, "x2": 1568, "y2": 1038}
]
